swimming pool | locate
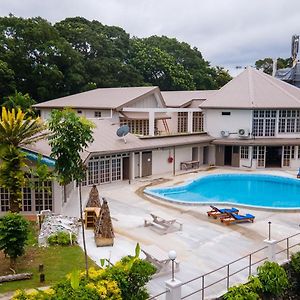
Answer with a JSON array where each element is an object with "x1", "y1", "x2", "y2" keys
[{"x1": 145, "y1": 174, "x2": 300, "y2": 209}]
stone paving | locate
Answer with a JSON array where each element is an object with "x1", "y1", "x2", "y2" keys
[{"x1": 65, "y1": 168, "x2": 300, "y2": 299}]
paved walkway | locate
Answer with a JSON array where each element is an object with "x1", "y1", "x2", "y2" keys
[{"x1": 66, "y1": 168, "x2": 300, "y2": 299}]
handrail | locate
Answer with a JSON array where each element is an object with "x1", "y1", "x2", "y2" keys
[
  {"x1": 148, "y1": 233, "x2": 300, "y2": 300},
  {"x1": 148, "y1": 289, "x2": 169, "y2": 300}
]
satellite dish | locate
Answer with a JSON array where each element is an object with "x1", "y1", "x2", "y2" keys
[{"x1": 116, "y1": 125, "x2": 130, "y2": 143}]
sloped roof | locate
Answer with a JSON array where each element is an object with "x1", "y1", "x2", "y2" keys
[
  {"x1": 26, "y1": 119, "x2": 213, "y2": 162},
  {"x1": 34, "y1": 86, "x2": 163, "y2": 110},
  {"x1": 201, "y1": 67, "x2": 300, "y2": 109},
  {"x1": 162, "y1": 90, "x2": 216, "y2": 107}
]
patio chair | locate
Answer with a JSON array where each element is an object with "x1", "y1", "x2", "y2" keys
[
  {"x1": 220, "y1": 212, "x2": 255, "y2": 225},
  {"x1": 207, "y1": 205, "x2": 239, "y2": 219}
]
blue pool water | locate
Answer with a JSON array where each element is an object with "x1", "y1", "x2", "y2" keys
[{"x1": 145, "y1": 174, "x2": 300, "y2": 209}]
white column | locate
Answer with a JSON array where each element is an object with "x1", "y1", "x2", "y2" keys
[
  {"x1": 165, "y1": 279, "x2": 182, "y2": 300},
  {"x1": 264, "y1": 239, "x2": 277, "y2": 262},
  {"x1": 139, "y1": 152, "x2": 142, "y2": 177},
  {"x1": 149, "y1": 111, "x2": 155, "y2": 136},
  {"x1": 187, "y1": 111, "x2": 193, "y2": 133}
]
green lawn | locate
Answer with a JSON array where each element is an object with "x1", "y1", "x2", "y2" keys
[{"x1": 0, "y1": 222, "x2": 98, "y2": 293}]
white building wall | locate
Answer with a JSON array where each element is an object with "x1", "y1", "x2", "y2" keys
[
  {"x1": 204, "y1": 109, "x2": 252, "y2": 138},
  {"x1": 128, "y1": 94, "x2": 159, "y2": 108},
  {"x1": 152, "y1": 149, "x2": 174, "y2": 175},
  {"x1": 83, "y1": 109, "x2": 112, "y2": 118}
]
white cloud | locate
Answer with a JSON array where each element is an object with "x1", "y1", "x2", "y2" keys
[{"x1": 1, "y1": 0, "x2": 300, "y2": 73}]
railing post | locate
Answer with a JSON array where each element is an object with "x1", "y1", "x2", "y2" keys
[
  {"x1": 165, "y1": 279, "x2": 182, "y2": 300},
  {"x1": 249, "y1": 254, "x2": 252, "y2": 276},
  {"x1": 264, "y1": 239, "x2": 277, "y2": 262}
]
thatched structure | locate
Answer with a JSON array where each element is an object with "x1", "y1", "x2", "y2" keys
[
  {"x1": 86, "y1": 185, "x2": 101, "y2": 208},
  {"x1": 94, "y1": 198, "x2": 114, "y2": 247}
]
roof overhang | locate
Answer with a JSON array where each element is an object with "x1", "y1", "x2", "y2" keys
[{"x1": 212, "y1": 138, "x2": 300, "y2": 146}]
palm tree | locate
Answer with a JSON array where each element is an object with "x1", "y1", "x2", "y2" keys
[{"x1": 0, "y1": 107, "x2": 47, "y2": 212}]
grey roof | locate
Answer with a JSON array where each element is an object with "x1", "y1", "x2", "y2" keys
[
  {"x1": 212, "y1": 138, "x2": 300, "y2": 146},
  {"x1": 26, "y1": 119, "x2": 214, "y2": 161},
  {"x1": 201, "y1": 67, "x2": 300, "y2": 109},
  {"x1": 162, "y1": 90, "x2": 216, "y2": 107},
  {"x1": 275, "y1": 62, "x2": 300, "y2": 88},
  {"x1": 34, "y1": 86, "x2": 164, "y2": 110}
]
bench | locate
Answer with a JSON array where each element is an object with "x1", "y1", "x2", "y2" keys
[{"x1": 180, "y1": 160, "x2": 200, "y2": 170}]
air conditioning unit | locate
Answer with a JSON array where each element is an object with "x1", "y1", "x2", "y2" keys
[
  {"x1": 220, "y1": 130, "x2": 230, "y2": 137},
  {"x1": 238, "y1": 128, "x2": 250, "y2": 138}
]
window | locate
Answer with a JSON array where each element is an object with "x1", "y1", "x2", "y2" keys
[
  {"x1": 1, "y1": 178, "x2": 53, "y2": 213},
  {"x1": 252, "y1": 146, "x2": 257, "y2": 159},
  {"x1": 83, "y1": 154, "x2": 129, "y2": 186},
  {"x1": 283, "y1": 146, "x2": 295, "y2": 167},
  {"x1": 94, "y1": 111, "x2": 102, "y2": 118},
  {"x1": 177, "y1": 112, "x2": 188, "y2": 133},
  {"x1": 257, "y1": 146, "x2": 265, "y2": 167},
  {"x1": 222, "y1": 112, "x2": 231, "y2": 116},
  {"x1": 192, "y1": 112, "x2": 204, "y2": 132},
  {"x1": 240, "y1": 146, "x2": 249, "y2": 159},
  {"x1": 252, "y1": 110, "x2": 276, "y2": 137},
  {"x1": 120, "y1": 119, "x2": 152, "y2": 136},
  {"x1": 77, "y1": 110, "x2": 82, "y2": 114},
  {"x1": 0, "y1": 187, "x2": 9, "y2": 212},
  {"x1": 278, "y1": 110, "x2": 300, "y2": 133}
]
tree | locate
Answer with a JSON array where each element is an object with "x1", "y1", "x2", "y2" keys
[
  {"x1": 0, "y1": 107, "x2": 47, "y2": 212},
  {"x1": 0, "y1": 60, "x2": 15, "y2": 98},
  {"x1": 140, "y1": 35, "x2": 231, "y2": 89},
  {"x1": 130, "y1": 39, "x2": 195, "y2": 90},
  {"x1": 48, "y1": 108, "x2": 95, "y2": 277},
  {"x1": 0, "y1": 15, "x2": 86, "y2": 101},
  {"x1": 0, "y1": 212, "x2": 29, "y2": 269},
  {"x1": 255, "y1": 57, "x2": 292, "y2": 74},
  {"x1": 1, "y1": 91, "x2": 36, "y2": 117}
]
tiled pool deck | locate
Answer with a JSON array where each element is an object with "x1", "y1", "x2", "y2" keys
[{"x1": 65, "y1": 168, "x2": 300, "y2": 299}]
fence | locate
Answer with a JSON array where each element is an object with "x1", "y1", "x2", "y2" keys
[{"x1": 148, "y1": 232, "x2": 300, "y2": 300}]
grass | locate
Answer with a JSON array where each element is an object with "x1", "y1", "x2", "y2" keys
[{"x1": 0, "y1": 222, "x2": 98, "y2": 294}]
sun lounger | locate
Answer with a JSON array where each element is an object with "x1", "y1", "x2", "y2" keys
[
  {"x1": 144, "y1": 213, "x2": 183, "y2": 234},
  {"x1": 221, "y1": 212, "x2": 255, "y2": 225},
  {"x1": 207, "y1": 205, "x2": 239, "y2": 219}
]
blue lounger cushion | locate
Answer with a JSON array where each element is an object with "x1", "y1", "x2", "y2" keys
[
  {"x1": 218, "y1": 207, "x2": 239, "y2": 214},
  {"x1": 232, "y1": 213, "x2": 255, "y2": 220}
]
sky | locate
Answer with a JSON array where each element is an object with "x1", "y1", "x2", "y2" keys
[{"x1": 1, "y1": 0, "x2": 300, "y2": 75}]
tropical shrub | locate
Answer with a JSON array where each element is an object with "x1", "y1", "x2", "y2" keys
[
  {"x1": 13, "y1": 244, "x2": 156, "y2": 300},
  {"x1": 0, "y1": 212, "x2": 29, "y2": 268},
  {"x1": 223, "y1": 276, "x2": 262, "y2": 300},
  {"x1": 291, "y1": 252, "x2": 300, "y2": 274},
  {"x1": 48, "y1": 231, "x2": 76, "y2": 246},
  {"x1": 257, "y1": 261, "x2": 289, "y2": 297}
]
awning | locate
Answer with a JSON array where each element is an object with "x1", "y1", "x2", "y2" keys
[
  {"x1": 120, "y1": 112, "x2": 171, "y2": 120},
  {"x1": 22, "y1": 149, "x2": 56, "y2": 167},
  {"x1": 212, "y1": 138, "x2": 300, "y2": 146}
]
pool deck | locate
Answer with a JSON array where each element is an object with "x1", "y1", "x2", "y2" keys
[{"x1": 66, "y1": 168, "x2": 300, "y2": 299}]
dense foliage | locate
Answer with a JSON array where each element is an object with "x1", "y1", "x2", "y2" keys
[
  {"x1": 48, "y1": 108, "x2": 95, "y2": 185},
  {"x1": 223, "y1": 261, "x2": 290, "y2": 299},
  {"x1": 0, "y1": 107, "x2": 47, "y2": 212},
  {"x1": 13, "y1": 255, "x2": 156, "y2": 300},
  {"x1": 48, "y1": 231, "x2": 76, "y2": 246},
  {"x1": 0, "y1": 15, "x2": 231, "y2": 103},
  {"x1": 0, "y1": 212, "x2": 29, "y2": 268}
]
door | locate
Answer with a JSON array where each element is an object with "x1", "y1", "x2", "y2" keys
[
  {"x1": 203, "y1": 146, "x2": 209, "y2": 164},
  {"x1": 192, "y1": 147, "x2": 199, "y2": 161},
  {"x1": 232, "y1": 146, "x2": 240, "y2": 167},
  {"x1": 142, "y1": 152, "x2": 152, "y2": 177},
  {"x1": 216, "y1": 145, "x2": 225, "y2": 166},
  {"x1": 224, "y1": 146, "x2": 232, "y2": 165},
  {"x1": 122, "y1": 157, "x2": 130, "y2": 180},
  {"x1": 265, "y1": 146, "x2": 282, "y2": 168}
]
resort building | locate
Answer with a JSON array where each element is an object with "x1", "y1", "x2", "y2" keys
[{"x1": 2, "y1": 66, "x2": 300, "y2": 215}]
